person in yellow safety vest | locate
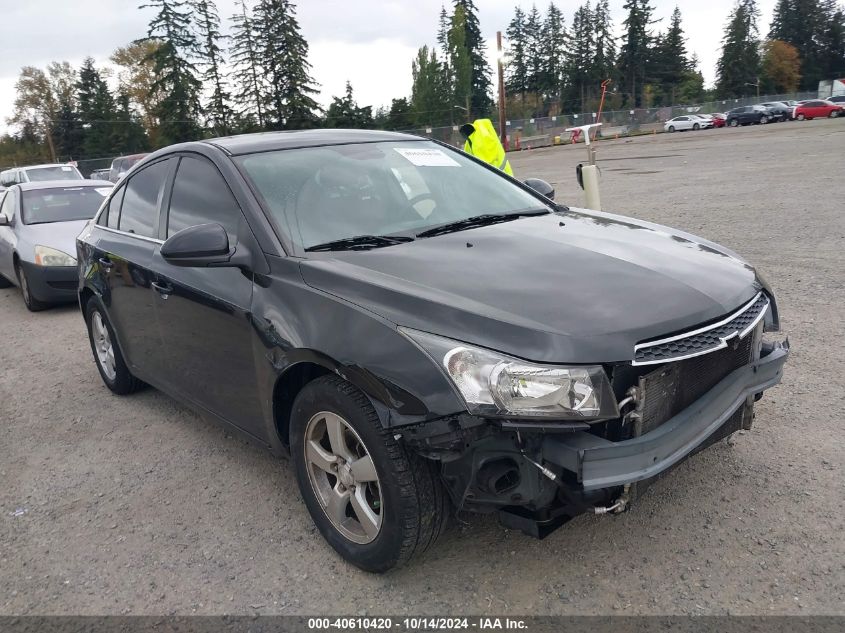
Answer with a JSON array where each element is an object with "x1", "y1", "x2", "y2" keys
[{"x1": 459, "y1": 119, "x2": 513, "y2": 176}]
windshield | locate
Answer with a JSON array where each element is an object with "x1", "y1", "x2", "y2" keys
[
  {"x1": 235, "y1": 140, "x2": 549, "y2": 250},
  {"x1": 22, "y1": 186, "x2": 111, "y2": 224},
  {"x1": 25, "y1": 165, "x2": 83, "y2": 181}
]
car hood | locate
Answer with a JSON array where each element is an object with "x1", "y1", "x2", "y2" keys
[
  {"x1": 16, "y1": 219, "x2": 89, "y2": 262},
  {"x1": 299, "y1": 209, "x2": 761, "y2": 363}
]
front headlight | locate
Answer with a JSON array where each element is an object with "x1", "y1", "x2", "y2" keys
[
  {"x1": 402, "y1": 328, "x2": 618, "y2": 419},
  {"x1": 34, "y1": 245, "x2": 76, "y2": 267}
]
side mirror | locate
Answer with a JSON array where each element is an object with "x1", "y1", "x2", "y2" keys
[
  {"x1": 0, "y1": 215, "x2": 9, "y2": 227},
  {"x1": 161, "y1": 223, "x2": 232, "y2": 267},
  {"x1": 523, "y1": 178, "x2": 555, "y2": 201}
]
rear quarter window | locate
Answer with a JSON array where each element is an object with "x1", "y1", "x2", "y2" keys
[{"x1": 118, "y1": 160, "x2": 171, "y2": 238}]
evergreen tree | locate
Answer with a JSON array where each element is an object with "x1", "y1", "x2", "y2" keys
[
  {"x1": 541, "y1": 3, "x2": 567, "y2": 104},
  {"x1": 112, "y1": 91, "x2": 151, "y2": 154},
  {"x1": 386, "y1": 98, "x2": 415, "y2": 130},
  {"x1": 452, "y1": 1, "x2": 492, "y2": 116},
  {"x1": 325, "y1": 82, "x2": 374, "y2": 128},
  {"x1": 524, "y1": 4, "x2": 544, "y2": 95},
  {"x1": 447, "y1": 5, "x2": 474, "y2": 116},
  {"x1": 652, "y1": 7, "x2": 692, "y2": 103},
  {"x1": 592, "y1": 0, "x2": 617, "y2": 86},
  {"x1": 618, "y1": 0, "x2": 656, "y2": 107},
  {"x1": 716, "y1": 0, "x2": 761, "y2": 98},
  {"x1": 821, "y1": 6, "x2": 845, "y2": 78},
  {"x1": 229, "y1": 0, "x2": 266, "y2": 129},
  {"x1": 140, "y1": 0, "x2": 203, "y2": 144},
  {"x1": 411, "y1": 45, "x2": 450, "y2": 126},
  {"x1": 255, "y1": 0, "x2": 321, "y2": 129},
  {"x1": 505, "y1": 7, "x2": 529, "y2": 100},
  {"x1": 76, "y1": 58, "x2": 117, "y2": 156},
  {"x1": 192, "y1": 0, "x2": 234, "y2": 135},
  {"x1": 53, "y1": 100, "x2": 84, "y2": 160},
  {"x1": 768, "y1": 0, "x2": 827, "y2": 89},
  {"x1": 564, "y1": 2, "x2": 595, "y2": 110}
]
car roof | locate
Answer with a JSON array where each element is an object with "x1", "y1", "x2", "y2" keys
[
  {"x1": 15, "y1": 179, "x2": 112, "y2": 191},
  {"x1": 18, "y1": 163, "x2": 80, "y2": 171},
  {"x1": 202, "y1": 129, "x2": 425, "y2": 156},
  {"x1": 113, "y1": 153, "x2": 148, "y2": 161}
]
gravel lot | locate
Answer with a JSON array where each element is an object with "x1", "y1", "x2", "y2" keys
[{"x1": 1, "y1": 119, "x2": 843, "y2": 616}]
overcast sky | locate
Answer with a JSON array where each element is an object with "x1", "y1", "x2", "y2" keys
[{"x1": 0, "y1": 0, "x2": 778, "y2": 134}]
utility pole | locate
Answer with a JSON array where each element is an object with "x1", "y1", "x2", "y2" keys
[{"x1": 496, "y1": 31, "x2": 506, "y2": 145}]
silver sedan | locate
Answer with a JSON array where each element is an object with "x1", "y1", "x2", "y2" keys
[{"x1": 0, "y1": 180, "x2": 112, "y2": 311}]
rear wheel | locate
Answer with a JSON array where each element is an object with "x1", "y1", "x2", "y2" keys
[
  {"x1": 290, "y1": 375, "x2": 450, "y2": 572},
  {"x1": 693, "y1": 123, "x2": 700, "y2": 130},
  {"x1": 15, "y1": 263, "x2": 48, "y2": 312},
  {"x1": 84, "y1": 297, "x2": 145, "y2": 394}
]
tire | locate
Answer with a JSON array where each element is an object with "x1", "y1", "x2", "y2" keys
[
  {"x1": 668, "y1": 126, "x2": 675, "y2": 133},
  {"x1": 693, "y1": 123, "x2": 700, "y2": 130},
  {"x1": 15, "y1": 262, "x2": 48, "y2": 312},
  {"x1": 758, "y1": 115, "x2": 766, "y2": 125},
  {"x1": 290, "y1": 375, "x2": 450, "y2": 572},
  {"x1": 797, "y1": 113, "x2": 805, "y2": 121},
  {"x1": 84, "y1": 296, "x2": 145, "y2": 395},
  {"x1": 829, "y1": 110, "x2": 839, "y2": 118},
  {"x1": 0, "y1": 274, "x2": 12, "y2": 288},
  {"x1": 729, "y1": 119, "x2": 739, "y2": 127}
]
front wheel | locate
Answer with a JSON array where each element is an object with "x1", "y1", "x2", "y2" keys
[
  {"x1": 84, "y1": 297, "x2": 145, "y2": 394},
  {"x1": 693, "y1": 123, "x2": 700, "y2": 130},
  {"x1": 15, "y1": 263, "x2": 48, "y2": 312},
  {"x1": 290, "y1": 375, "x2": 450, "y2": 572},
  {"x1": 797, "y1": 113, "x2": 805, "y2": 121},
  {"x1": 668, "y1": 126, "x2": 675, "y2": 133},
  {"x1": 829, "y1": 110, "x2": 839, "y2": 118},
  {"x1": 729, "y1": 119, "x2": 739, "y2": 127}
]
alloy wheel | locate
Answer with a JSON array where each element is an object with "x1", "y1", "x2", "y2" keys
[
  {"x1": 304, "y1": 411, "x2": 383, "y2": 544},
  {"x1": 91, "y1": 311, "x2": 117, "y2": 381}
]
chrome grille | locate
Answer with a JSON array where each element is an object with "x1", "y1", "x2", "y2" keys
[{"x1": 633, "y1": 292, "x2": 769, "y2": 365}]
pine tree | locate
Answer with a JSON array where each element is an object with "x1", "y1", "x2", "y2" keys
[
  {"x1": 77, "y1": 58, "x2": 118, "y2": 156},
  {"x1": 820, "y1": 6, "x2": 845, "y2": 78},
  {"x1": 523, "y1": 5, "x2": 544, "y2": 95},
  {"x1": 386, "y1": 98, "x2": 415, "y2": 130},
  {"x1": 618, "y1": 0, "x2": 656, "y2": 107},
  {"x1": 448, "y1": 5, "x2": 474, "y2": 116},
  {"x1": 652, "y1": 7, "x2": 691, "y2": 103},
  {"x1": 229, "y1": 0, "x2": 265, "y2": 130},
  {"x1": 768, "y1": 0, "x2": 827, "y2": 89},
  {"x1": 541, "y1": 3, "x2": 567, "y2": 104},
  {"x1": 716, "y1": 0, "x2": 761, "y2": 98},
  {"x1": 564, "y1": 2, "x2": 595, "y2": 111},
  {"x1": 53, "y1": 100, "x2": 84, "y2": 160},
  {"x1": 325, "y1": 82, "x2": 374, "y2": 129},
  {"x1": 505, "y1": 7, "x2": 529, "y2": 100},
  {"x1": 112, "y1": 91, "x2": 151, "y2": 154},
  {"x1": 452, "y1": 1, "x2": 492, "y2": 117},
  {"x1": 255, "y1": 0, "x2": 321, "y2": 130},
  {"x1": 411, "y1": 45, "x2": 450, "y2": 126},
  {"x1": 192, "y1": 0, "x2": 234, "y2": 135},
  {"x1": 592, "y1": 0, "x2": 617, "y2": 86},
  {"x1": 140, "y1": 0, "x2": 203, "y2": 144}
]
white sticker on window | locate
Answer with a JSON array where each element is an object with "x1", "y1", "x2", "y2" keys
[
  {"x1": 95, "y1": 188, "x2": 112, "y2": 196},
  {"x1": 394, "y1": 147, "x2": 460, "y2": 167},
  {"x1": 61, "y1": 166, "x2": 73, "y2": 172}
]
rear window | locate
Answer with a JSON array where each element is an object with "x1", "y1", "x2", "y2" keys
[
  {"x1": 24, "y1": 166, "x2": 83, "y2": 181},
  {"x1": 21, "y1": 186, "x2": 112, "y2": 224}
]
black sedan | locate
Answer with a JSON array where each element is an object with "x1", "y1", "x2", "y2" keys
[
  {"x1": 760, "y1": 102, "x2": 792, "y2": 121},
  {"x1": 725, "y1": 105, "x2": 772, "y2": 126},
  {"x1": 76, "y1": 130, "x2": 788, "y2": 571}
]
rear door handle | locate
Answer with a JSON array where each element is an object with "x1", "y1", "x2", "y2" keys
[
  {"x1": 151, "y1": 281, "x2": 173, "y2": 298},
  {"x1": 98, "y1": 257, "x2": 113, "y2": 269}
]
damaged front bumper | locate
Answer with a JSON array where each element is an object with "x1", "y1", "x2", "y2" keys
[{"x1": 542, "y1": 340, "x2": 789, "y2": 491}]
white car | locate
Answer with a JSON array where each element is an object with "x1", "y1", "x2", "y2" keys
[
  {"x1": 664, "y1": 115, "x2": 708, "y2": 132},
  {"x1": 0, "y1": 164, "x2": 84, "y2": 187}
]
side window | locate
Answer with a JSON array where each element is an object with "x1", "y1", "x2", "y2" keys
[
  {"x1": 166, "y1": 156, "x2": 241, "y2": 239},
  {"x1": 119, "y1": 160, "x2": 170, "y2": 238},
  {"x1": 1, "y1": 190, "x2": 16, "y2": 221},
  {"x1": 101, "y1": 185, "x2": 125, "y2": 229}
]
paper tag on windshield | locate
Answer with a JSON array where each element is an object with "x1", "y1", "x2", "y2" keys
[
  {"x1": 394, "y1": 147, "x2": 460, "y2": 167},
  {"x1": 61, "y1": 166, "x2": 73, "y2": 172}
]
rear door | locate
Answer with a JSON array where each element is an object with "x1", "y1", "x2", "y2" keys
[
  {"x1": 149, "y1": 153, "x2": 264, "y2": 435},
  {"x1": 0, "y1": 190, "x2": 16, "y2": 281},
  {"x1": 93, "y1": 157, "x2": 175, "y2": 380}
]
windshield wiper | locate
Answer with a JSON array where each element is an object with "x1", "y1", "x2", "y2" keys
[
  {"x1": 415, "y1": 208, "x2": 549, "y2": 238},
  {"x1": 305, "y1": 234, "x2": 415, "y2": 252}
]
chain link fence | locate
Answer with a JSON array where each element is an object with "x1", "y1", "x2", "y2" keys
[{"x1": 406, "y1": 91, "x2": 819, "y2": 149}]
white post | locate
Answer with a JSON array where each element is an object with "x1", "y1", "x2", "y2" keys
[{"x1": 565, "y1": 123, "x2": 603, "y2": 210}]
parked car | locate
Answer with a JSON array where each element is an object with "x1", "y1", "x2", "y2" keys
[
  {"x1": 108, "y1": 153, "x2": 149, "y2": 183},
  {"x1": 760, "y1": 102, "x2": 791, "y2": 121},
  {"x1": 690, "y1": 114, "x2": 715, "y2": 128},
  {"x1": 710, "y1": 112, "x2": 727, "y2": 128},
  {"x1": 0, "y1": 164, "x2": 84, "y2": 187},
  {"x1": 76, "y1": 130, "x2": 788, "y2": 572},
  {"x1": 664, "y1": 115, "x2": 706, "y2": 132},
  {"x1": 794, "y1": 100, "x2": 844, "y2": 120},
  {"x1": 725, "y1": 105, "x2": 771, "y2": 126},
  {"x1": 89, "y1": 168, "x2": 111, "y2": 180},
  {"x1": 828, "y1": 95, "x2": 845, "y2": 105},
  {"x1": 0, "y1": 180, "x2": 112, "y2": 310}
]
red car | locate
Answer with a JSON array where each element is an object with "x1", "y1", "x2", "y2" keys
[
  {"x1": 793, "y1": 100, "x2": 843, "y2": 120},
  {"x1": 711, "y1": 113, "x2": 727, "y2": 128}
]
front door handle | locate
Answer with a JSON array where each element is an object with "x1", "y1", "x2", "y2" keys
[
  {"x1": 98, "y1": 257, "x2": 113, "y2": 269},
  {"x1": 151, "y1": 281, "x2": 173, "y2": 299}
]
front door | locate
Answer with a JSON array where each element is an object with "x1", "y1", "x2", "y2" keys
[
  {"x1": 94, "y1": 158, "x2": 174, "y2": 380},
  {"x1": 148, "y1": 154, "x2": 264, "y2": 436}
]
